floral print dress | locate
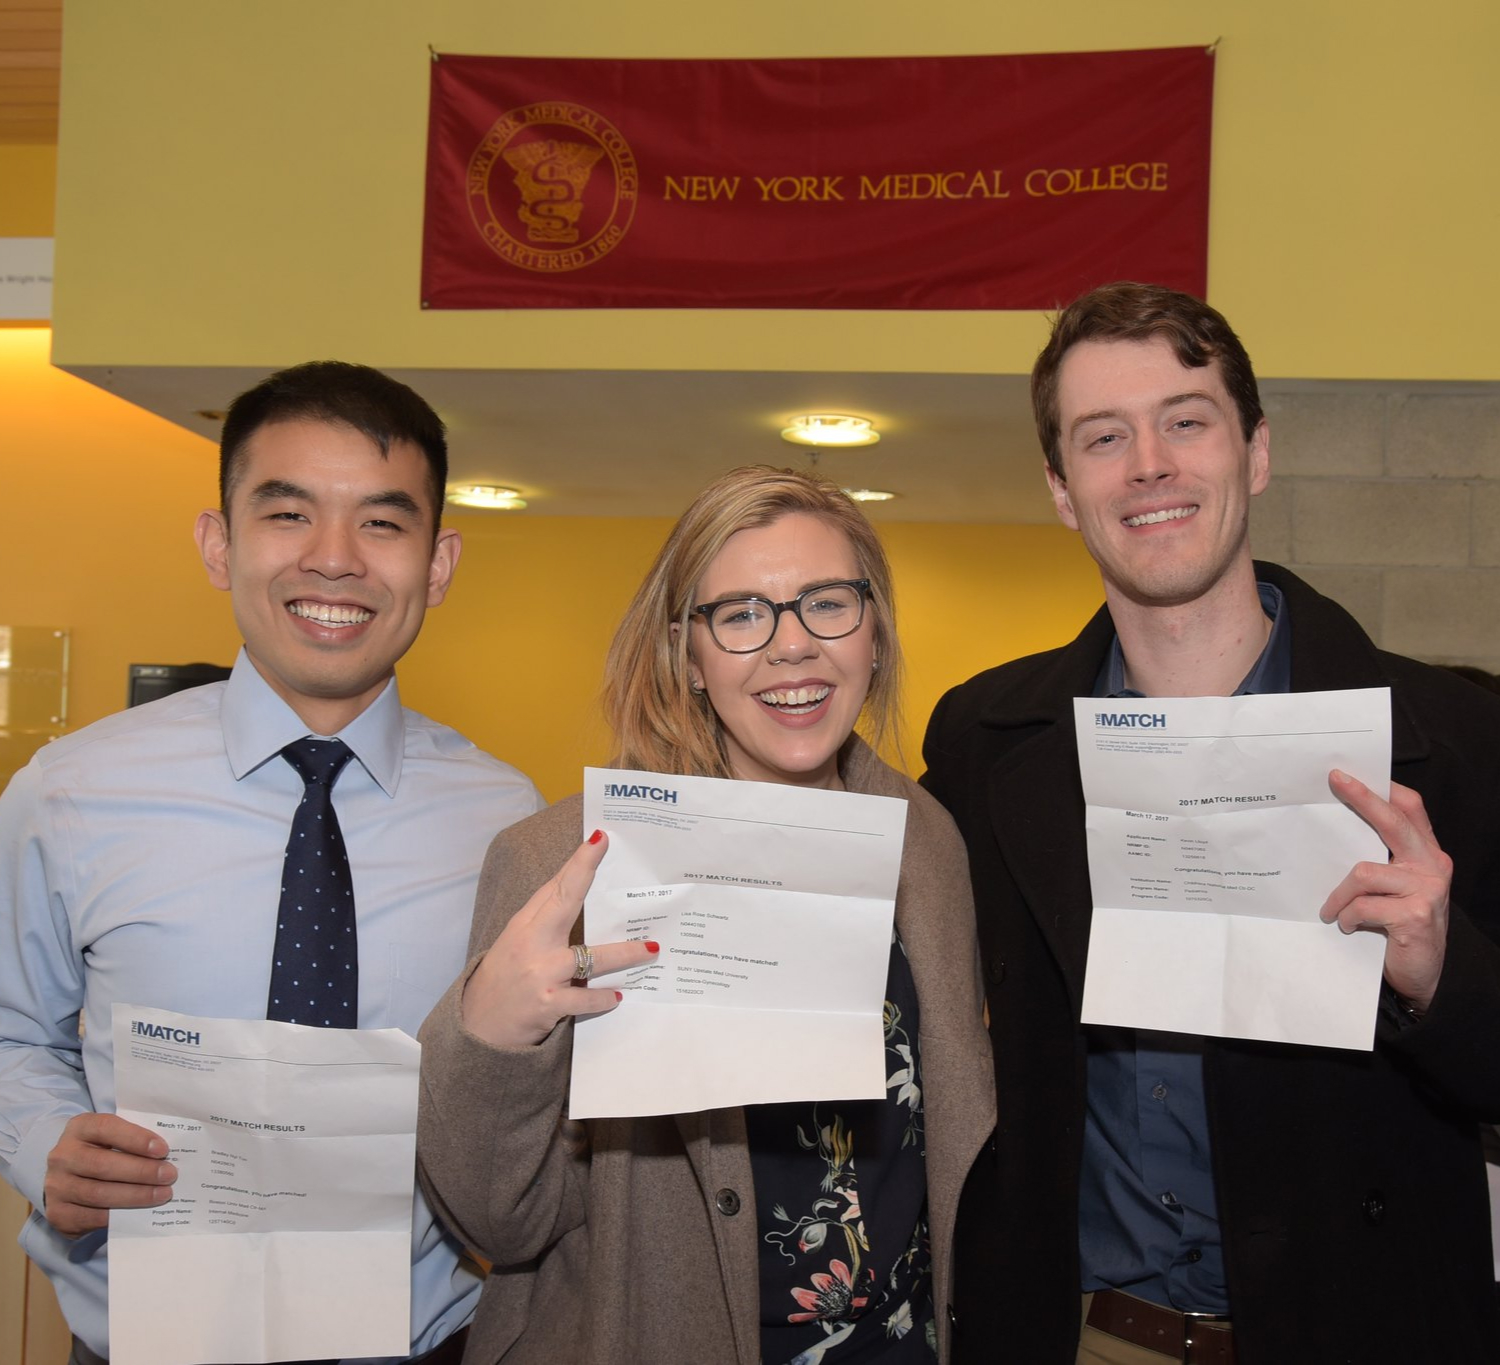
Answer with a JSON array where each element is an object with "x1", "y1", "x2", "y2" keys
[{"x1": 747, "y1": 934, "x2": 935, "y2": 1365}]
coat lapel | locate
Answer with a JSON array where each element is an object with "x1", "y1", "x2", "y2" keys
[
  {"x1": 978, "y1": 604, "x2": 1115, "y2": 1014},
  {"x1": 985, "y1": 716, "x2": 1094, "y2": 1013}
]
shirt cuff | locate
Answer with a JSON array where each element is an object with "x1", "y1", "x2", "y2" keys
[{"x1": 8, "y1": 1108, "x2": 73, "y2": 1212}]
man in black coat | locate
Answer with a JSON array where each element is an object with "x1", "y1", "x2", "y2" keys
[{"x1": 923, "y1": 282, "x2": 1500, "y2": 1364}]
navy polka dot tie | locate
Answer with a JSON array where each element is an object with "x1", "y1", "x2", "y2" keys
[{"x1": 267, "y1": 737, "x2": 358, "y2": 1028}]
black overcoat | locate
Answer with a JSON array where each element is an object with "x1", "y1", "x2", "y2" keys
[{"x1": 922, "y1": 562, "x2": 1500, "y2": 1365}]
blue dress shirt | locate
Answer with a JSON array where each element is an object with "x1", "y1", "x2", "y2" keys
[
  {"x1": 1079, "y1": 584, "x2": 1290, "y2": 1313},
  {"x1": 0, "y1": 651, "x2": 542, "y2": 1360}
]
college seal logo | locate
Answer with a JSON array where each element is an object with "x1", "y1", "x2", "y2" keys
[{"x1": 466, "y1": 102, "x2": 638, "y2": 272}]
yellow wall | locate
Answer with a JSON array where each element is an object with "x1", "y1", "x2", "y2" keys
[
  {"x1": 51, "y1": 0, "x2": 1500, "y2": 381},
  {"x1": 0, "y1": 145, "x2": 55, "y2": 237},
  {"x1": 1, "y1": 319, "x2": 1101, "y2": 801},
  {"x1": 412, "y1": 509, "x2": 1103, "y2": 795},
  {"x1": 0, "y1": 328, "x2": 236, "y2": 716}
]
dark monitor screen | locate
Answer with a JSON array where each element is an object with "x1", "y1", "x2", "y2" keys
[{"x1": 127, "y1": 663, "x2": 233, "y2": 709}]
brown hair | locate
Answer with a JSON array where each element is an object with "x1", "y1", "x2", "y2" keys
[
  {"x1": 602, "y1": 466, "x2": 901, "y2": 778},
  {"x1": 1032, "y1": 281, "x2": 1264, "y2": 477}
]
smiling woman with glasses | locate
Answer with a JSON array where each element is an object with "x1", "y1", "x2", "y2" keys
[{"x1": 417, "y1": 466, "x2": 994, "y2": 1365}]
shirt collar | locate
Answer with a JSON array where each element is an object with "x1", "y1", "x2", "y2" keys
[
  {"x1": 1101, "y1": 582, "x2": 1290, "y2": 699},
  {"x1": 220, "y1": 648, "x2": 406, "y2": 796}
]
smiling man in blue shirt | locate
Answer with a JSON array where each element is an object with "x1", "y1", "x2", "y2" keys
[{"x1": 0, "y1": 362, "x2": 542, "y2": 1364}]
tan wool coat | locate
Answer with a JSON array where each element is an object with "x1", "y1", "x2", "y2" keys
[{"x1": 418, "y1": 739, "x2": 996, "y2": 1365}]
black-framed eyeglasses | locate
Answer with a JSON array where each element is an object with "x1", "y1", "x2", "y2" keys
[{"x1": 691, "y1": 579, "x2": 872, "y2": 654}]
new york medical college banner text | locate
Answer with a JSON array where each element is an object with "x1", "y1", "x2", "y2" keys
[{"x1": 422, "y1": 48, "x2": 1214, "y2": 310}]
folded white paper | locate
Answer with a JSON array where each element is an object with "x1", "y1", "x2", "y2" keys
[
  {"x1": 109, "y1": 1005, "x2": 419, "y2": 1365},
  {"x1": 1075, "y1": 688, "x2": 1391, "y2": 1049},
  {"x1": 572, "y1": 768, "x2": 908, "y2": 1117}
]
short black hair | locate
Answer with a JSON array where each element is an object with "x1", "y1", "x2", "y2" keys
[{"x1": 219, "y1": 361, "x2": 448, "y2": 526}]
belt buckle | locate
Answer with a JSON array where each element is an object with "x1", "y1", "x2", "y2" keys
[{"x1": 1181, "y1": 1311, "x2": 1232, "y2": 1365}]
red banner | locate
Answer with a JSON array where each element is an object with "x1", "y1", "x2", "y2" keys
[{"x1": 422, "y1": 48, "x2": 1213, "y2": 310}]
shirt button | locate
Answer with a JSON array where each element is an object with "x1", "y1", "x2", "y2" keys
[
  {"x1": 715, "y1": 1188, "x2": 742, "y2": 1216},
  {"x1": 1151, "y1": 1083, "x2": 1168, "y2": 1101},
  {"x1": 1186, "y1": 1249, "x2": 1203, "y2": 1263},
  {"x1": 1160, "y1": 1191, "x2": 1179, "y2": 1208}
]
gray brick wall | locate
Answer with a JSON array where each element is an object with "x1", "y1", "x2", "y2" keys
[{"x1": 1250, "y1": 383, "x2": 1500, "y2": 672}]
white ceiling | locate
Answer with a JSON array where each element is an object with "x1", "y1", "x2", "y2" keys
[
  {"x1": 68, "y1": 363, "x2": 1058, "y2": 523},
  {"x1": 72, "y1": 363, "x2": 1491, "y2": 526}
]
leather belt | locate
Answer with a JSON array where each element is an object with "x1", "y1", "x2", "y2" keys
[
  {"x1": 1086, "y1": 1290, "x2": 1235, "y2": 1365},
  {"x1": 70, "y1": 1325, "x2": 468, "y2": 1365}
]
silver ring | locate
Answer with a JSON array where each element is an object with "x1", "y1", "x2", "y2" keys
[{"x1": 571, "y1": 943, "x2": 595, "y2": 981}]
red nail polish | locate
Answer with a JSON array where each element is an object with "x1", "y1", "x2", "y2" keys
[
  {"x1": 645, "y1": 940, "x2": 660, "y2": 953},
  {"x1": 588, "y1": 829, "x2": 604, "y2": 845},
  {"x1": 614, "y1": 990, "x2": 623, "y2": 1002}
]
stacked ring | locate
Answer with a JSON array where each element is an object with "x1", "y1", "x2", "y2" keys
[{"x1": 571, "y1": 943, "x2": 595, "y2": 982}]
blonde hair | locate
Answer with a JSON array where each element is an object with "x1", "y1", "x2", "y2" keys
[{"x1": 603, "y1": 466, "x2": 902, "y2": 778}]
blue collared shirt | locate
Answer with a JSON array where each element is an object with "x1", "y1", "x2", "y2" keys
[
  {"x1": 1079, "y1": 583, "x2": 1290, "y2": 1312},
  {"x1": 0, "y1": 651, "x2": 543, "y2": 1359}
]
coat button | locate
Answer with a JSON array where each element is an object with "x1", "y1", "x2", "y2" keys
[
  {"x1": 986, "y1": 955, "x2": 1006, "y2": 984},
  {"x1": 947, "y1": 1303, "x2": 959, "y2": 1327},
  {"x1": 1362, "y1": 1191, "x2": 1385, "y2": 1224},
  {"x1": 715, "y1": 1187, "x2": 741, "y2": 1216}
]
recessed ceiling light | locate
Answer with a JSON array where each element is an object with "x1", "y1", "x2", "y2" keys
[
  {"x1": 780, "y1": 414, "x2": 881, "y2": 449},
  {"x1": 843, "y1": 488, "x2": 897, "y2": 503},
  {"x1": 446, "y1": 484, "x2": 528, "y2": 511}
]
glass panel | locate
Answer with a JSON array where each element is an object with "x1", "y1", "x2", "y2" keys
[{"x1": 0, "y1": 626, "x2": 70, "y2": 793}]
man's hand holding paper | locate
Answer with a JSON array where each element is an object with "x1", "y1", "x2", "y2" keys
[
  {"x1": 1321, "y1": 772, "x2": 1453, "y2": 1015},
  {"x1": 43, "y1": 1112, "x2": 176, "y2": 1236},
  {"x1": 1076, "y1": 687, "x2": 1401, "y2": 1048}
]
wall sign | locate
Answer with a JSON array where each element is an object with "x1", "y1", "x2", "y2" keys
[{"x1": 422, "y1": 48, "x2": 1214, "y2": 310}]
